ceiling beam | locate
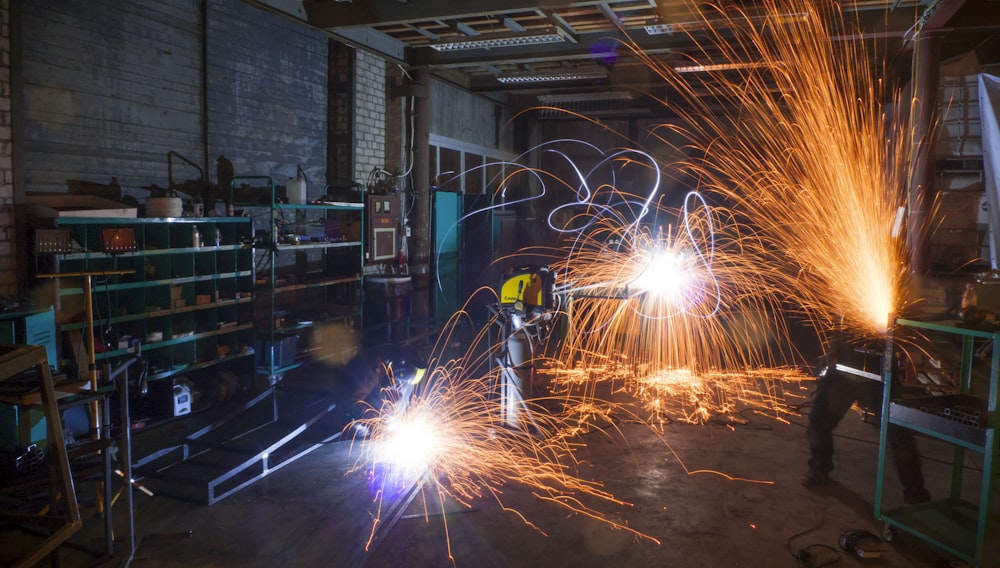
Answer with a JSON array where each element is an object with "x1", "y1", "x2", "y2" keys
[
  {"x1": 408, "y1": 8, "x2": 918, "y2": 70},
  {"x1": 408, "y1": 30, "x2": 655, "y2": 68},
  {"x1": 919, "y1": 0, "x2": 967, "y2": 30},
  {"x1": 302, "y1": 0, "x2": 641, "y2": 29}
]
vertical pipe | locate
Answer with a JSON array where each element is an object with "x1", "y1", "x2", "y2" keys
[
  {"x1": 84, "y1": 275, "x2": 100, "y2": 437},
  {"x1": 119, "y1": 364, "x2": 135, "y2": 561},
  {"x1": 410, "y1": 67, "x2": 432, "y2": 320},
  {"x1": 201, "y1": 0, "x2": 210, "y2": 183},
  {"x1": 102, "y1": 391, "x2": 113, "y2": 555},
  {"x1": 908, "y1": 34, "x2": 938, "y2": 275}
]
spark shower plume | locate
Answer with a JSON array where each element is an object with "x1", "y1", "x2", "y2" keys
[
  {"x1": 548, "y1": 190, "x2": 800, "y2": 422},
  {"x1": 347, "y1": 310, "x2": 660, "y2": 564},
  {"x1": 632, "y1": 0, "x2": 914, "y2": 339},
  {"x1": 347, "y1": 0, "x2": 922, "y2": 559}
]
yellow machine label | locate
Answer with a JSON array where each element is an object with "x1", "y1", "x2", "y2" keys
[{"x1": 500, "y1": 273, "x2": 544, "y2": 306}]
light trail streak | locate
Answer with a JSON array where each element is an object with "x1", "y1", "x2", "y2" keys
[{"x1": 548, "y1": 187, "x2": 801, "y2": 420}]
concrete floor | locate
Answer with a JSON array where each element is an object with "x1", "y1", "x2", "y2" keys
[{"x1": 6, "y1": 370, "x2": 995, "y2": 568}]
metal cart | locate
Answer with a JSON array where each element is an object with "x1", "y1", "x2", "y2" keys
[{"x1": 876, "y1": 318, "x2": 999, "y2": 567}]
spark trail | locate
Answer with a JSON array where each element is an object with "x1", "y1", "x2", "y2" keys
[{"x1": 632, "y1": 0, "x2": 915, "y2": 340}]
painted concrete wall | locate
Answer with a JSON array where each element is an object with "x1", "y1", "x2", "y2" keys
[
  {"x1": 430, "y1": 78, "x2": 512, "y2": 155},
  {"x1": 13, "y1": 0, "x2": 329, "y2": 204},
  {"x1": 15, "y1": 0, "x2": 204, "y2": 196},
  {"x1": 207, "y1": 0, "x2": 328, "y2": 200}
]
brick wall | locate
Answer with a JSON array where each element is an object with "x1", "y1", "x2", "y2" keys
[
  {"x1": 354, "y1": 50, "x2": 385, "y2": 183},
  {"x1": 0, "y1": 0, "x2": 12, "y2": 296}
]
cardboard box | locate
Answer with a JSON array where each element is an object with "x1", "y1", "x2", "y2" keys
[{"x1": 26, "y1": 194, "x2": 137, "y2": 218}]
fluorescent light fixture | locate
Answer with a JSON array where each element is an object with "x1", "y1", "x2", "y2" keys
[
  {"x1": 538, "y1": 91, "x2": 634, "y2": 104},
  {"x1": 497, "y1": 67, "x2": 607, "y2": 84},
  {"x1": 645, "y1": 23, "x2": 677, "y2": 35},
  {"x1": 431, "y1": 28, "x2": 566, "y2": 52},
  {"x1": 673, "y1": 61, "x2": 766, "y2": 73}
]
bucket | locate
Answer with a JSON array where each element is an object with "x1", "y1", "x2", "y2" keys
[
  {"x1": 146, "y1": 197, "x2": 183, "y2": 218},
  {"x1": 365, "y1": 276, "x2": 412, "y2": 339},
  {"x1": 286, "y1": 178, "x2": 307, "y2": 204}
]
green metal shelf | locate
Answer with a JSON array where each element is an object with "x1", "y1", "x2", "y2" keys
[
  {"x1": 148, "y1": 350, "x2": 256, "y2": 381},
  {"x1": 58, "y1": 270, "x2": 253, "y2": 295},
  {"x1": 31, "y1": 215, "x2": 255, "y2": 404},
  {"x1": 59, "y1": 297, "x2": 254, "y2": 331},
  {"x1": 97, "y1": 323, "x2": 255, "y2": 360},
  {"x1": 59, "y1": 243, "x2": 248, "y2": 260},
  {"x1": 879, "y1": 500, "x2": 1000, "y2": 563},
  {"x1": 55, "y1": 217, "x2": 252, "y2": 225},
  {"x1": 232, "y1": 175, "x2": 364, "y2": 380},
  {"x1": 275, "y1": 201, "x2": 363, "y2": 210},
  {"x1": 877, "y1": 318, "x2": 999, "y2": 567},
  {"x1": 261, "y1": 274, "x2": 362, "y2": 296},
  {"x1": 253, "y1": 361, "x2": 303, "y2": 377},
  {"x1": 272, "y1": 240, "x2": 361, "y2": 252}
]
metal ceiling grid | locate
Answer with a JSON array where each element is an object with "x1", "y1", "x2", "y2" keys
[{"x1": 274, "y1": 0, "x2": 1000, "y2": 118}]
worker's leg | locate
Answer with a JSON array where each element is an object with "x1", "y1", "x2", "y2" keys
[
  {"x1": 888, "y1": 423, "x2": 930, "y2": 503},
  {"x1": 804, "y1": 370, "x2": 863, "y2": 484},
  {"x1": 863, "y1": 378, "x2": 930, "y2": 503}
]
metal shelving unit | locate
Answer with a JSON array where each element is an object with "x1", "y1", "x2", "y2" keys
[
  {"x1": 877, "y1": 318, "x2": 999, "y2": 567},
  {"x1": 230, "y1": 176, "x2": 364, "y2": 380},
  {"x1": 30, "y1": 216, "x2": 256, "y2": 383}
]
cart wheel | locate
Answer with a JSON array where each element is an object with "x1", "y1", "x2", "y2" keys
[{"x1": 880, "y1": 521, "x2": 897, "y2": 543}]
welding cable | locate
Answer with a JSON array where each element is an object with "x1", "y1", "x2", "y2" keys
[{"x1": 785, "y1": 508, "x2": 842, "y2": 568}]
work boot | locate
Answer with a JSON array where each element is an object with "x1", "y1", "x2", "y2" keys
[{"x1": 801, "y1": 468, "x2": 831, "y2": 488}]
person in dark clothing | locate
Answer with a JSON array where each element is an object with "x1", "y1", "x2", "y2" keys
[
  {"x1": 334, "y1": 343, "x2": 427, "y2": 422},
  {"x1": 803, "y1": 336, "x2": 930, "y2": 505}
]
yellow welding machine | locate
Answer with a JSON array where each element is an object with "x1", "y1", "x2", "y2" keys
[{"x1": 499, "y1": 267, "x2": 553, "y2": 309}]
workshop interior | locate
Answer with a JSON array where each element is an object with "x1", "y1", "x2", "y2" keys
[{"x1": 1, "y1": 1, "x2": 1000, "y2": 567}]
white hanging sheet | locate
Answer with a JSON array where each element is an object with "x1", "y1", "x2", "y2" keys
[{"x1": 979, "y1": 73, "x2": 1000, "y2": 268}]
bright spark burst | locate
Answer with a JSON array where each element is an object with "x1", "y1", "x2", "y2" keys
[
  {"x1": 348, "y1": 311, "x2": 660, "y2": 562},
  {"x1": 630, "y1": 247, "x2": 695, "y2": 306},
  {"x1": 629, "y1": 0, "x2": 913, "y2": 339},
  {"x1": 546, "y1": 187, "x2": 800, "y2": 420}
]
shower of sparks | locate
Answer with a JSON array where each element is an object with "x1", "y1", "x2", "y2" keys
[
  {"x1": 345, "y1": 0, "x2": 927, "y2": 558},
  {"x1": 547, "y1": 189, "x2": 803, "y2": 422},
  {"x1": 628, "y1": 0, "x2": 914, "y2": 340},
  {"x1": 347, "y1": 308, "x2": 661, "y2": 562},
  {"x1": 540, "y1": 360, "x2": 810, "y2": 426}
]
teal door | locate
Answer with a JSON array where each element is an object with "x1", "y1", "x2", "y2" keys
[{"x1": 433, "y1": 191, "x2": 462, "y2": 321}]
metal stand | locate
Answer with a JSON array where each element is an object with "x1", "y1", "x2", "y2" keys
[
  {"x1": 36, "y1": 269, "x2": 133, "y2": 436},
  {"x1": 876, "y1": 318, "x2": 999, "y2": 567},
  {"x1": 0, "y1": 344, "x2": 82, "y2": 568}
]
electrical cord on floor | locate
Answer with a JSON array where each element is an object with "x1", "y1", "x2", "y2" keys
[{"x1": 786, "y1": 509, "x2": 842, "y2": 568}]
